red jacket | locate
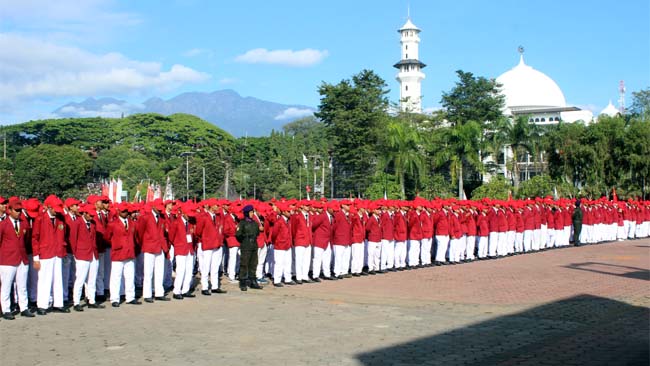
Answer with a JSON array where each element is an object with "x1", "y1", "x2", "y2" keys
[
  {"x1": 70, "y1": 218, "x2": 98, "y2": 261},
  {"x1": 379, "y1": 211, "x2": 394, "y2": 240},
  {"x1": 465, "y1": 212, "x2": 477, "y2": 236},
  {"x1": 106, "y1": 218, "x2": 136, "y2": 261},
  {"x1": 477, "y1": 213, "x2": 489, "y2": 237},
  {"x1": 168, "y1": 217, "x2": 195, "y2": 256},
  {"x1": 421, "y1": 211, "x2": 434, "y2": 238},
  {"x1": 331, "y1": 210, "x2": 351, "y2": 246},
  {"x1": 350, "y1": 212, "x2": 366, "y2": 244},
  {"x1": 271, "y1": 216, "x2": 292, "y2": 250},
  {"x1": 195, "y1": 212, "x2": 223, "y2": 251},
  {"x1": 434, "y1": 211, "x2": 450, "y2": 236},
  {"x1": 365, "y1": 214, "x2": 381, "y2": 242},
  {"x1": 311, "y1": 212, "x2": 331, "y2": 249},
  {"x1": 95, "y1": 210, "x2": 111, "y2": 251},
  {"x1": 407, "y1": 210, "x2": 423, "y2": 240},
  {"x1": 136, "y1": 211, "x2": 168, "y2": 254},
  {"x1": 252, "y1": 213, "x2": 266, "y2": 248},
  {"x1": 449, "y1": 213, "x2": 463, "y2": 239},
  {"x1": 291, "y1": 211, "x2": 312, "y2": 247},
  {"x1": 393, "y1": 211, "x2": 407, "y2": 241},
  {"x1": 223, "y1": 212, "x2": 239, "y2": 248},
  {"x1": 32, "y1": 213, "x2": 66, "y2": 260},
  {"x1": 0, "y1": 217, "x2": 29, "y2": 266}
]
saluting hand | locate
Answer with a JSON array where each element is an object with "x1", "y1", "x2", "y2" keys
[{"x1": 33, "y1": 260, "x2": 41, "y2": 271}]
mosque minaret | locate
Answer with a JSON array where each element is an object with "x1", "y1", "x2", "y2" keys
[{"x1": 394, "y1": 16, "x2": 426, "y2": 113}]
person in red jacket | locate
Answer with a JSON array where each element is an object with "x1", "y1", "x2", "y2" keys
[
  {"x1": 136, "y1": 200, "x2": 171, "y2": 302},
  {"x1": 310, "y1": 201, "x2": 334, "y2": 281},
  {"x1": 365, "y1": 203, "x2": 382, "y2": 274},
  {"x1": 0, "y1": 198, "x2": 34, "y2": 319},
  {"x1": 168, "y1": 202, "x2": 197, "y2": 299},
  {"x1": 393, "y1": 204, "x2": 408, "y2": 270},
  {"x1": 476, "y1": 206, "x2": 490, "y2": 259},
  {"x1": 32, "y1": 195, "x2": 69, "y2": 314},
  {"x1": 62, "y1": 197, "x2": 81, "y2": 307},
  {"x1": 21, "y1": 198, "x2": 41, "y2": 309},
  {"x1": 69, "y1": 204, "x2": 104, "y2": 311},
  {"x1": 290, "y1": 201, "x2": 312, "y2": 284},
  {"x1": 194, "y1": 199, "x2": 227, "y2": 295},
  {"x1": 420, "y1": 204, "x2": 434, "y2": 266},
  {"x1": 331, "y1": 201, "x2": 352, "y2": 278},
  {"x1": 407, "y1": 202, "x2": 423, "y2": 268},
  {"x1": 379, "y1": 201, "x2": 395, "y2": 271},
  {"x1": 434, "y1": 206, "x2": 450, "y2": 264},
  {"x1": 271, "y1": 202, "x2": 294, "y2": 287},
  {"x1": 464, "y1": 207, "x2": 477, "y2": 261},
  {"x1": 349, "y1": 204, "x2": 366, "y2": 276},
  {"x1": 105, "y1": 202, "x2": 140, "y2": 307},
  {"x1": 448, "y1": 206, "x2": 463, "y2": 263}
]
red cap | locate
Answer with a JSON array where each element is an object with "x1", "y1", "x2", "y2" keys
[
  {"x1": 64, "y1": 197, "x2": 82, "y2": 207},
  {"x1": 7, "y1": 197, "x2": 22, "y2": 210}
]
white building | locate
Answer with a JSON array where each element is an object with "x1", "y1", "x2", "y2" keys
[
  {"x1": 496, "y1": 52, "x2": 593, "y2": 125},
  {"x1": 394, "y1": 18, "x2": 426, "y2": 113}
]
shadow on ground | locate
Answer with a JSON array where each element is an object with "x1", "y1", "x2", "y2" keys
[
  {"x1": 356, "y1": 295, "x2": 649, "y2": 366},
  {"x1": 563, "y1": 262, "x2": 650, "y2": 281}
]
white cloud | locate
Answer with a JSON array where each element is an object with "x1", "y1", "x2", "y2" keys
[
  {"x1": 219, "y1": 78, "x2": 238, "y2": 85},
  {"x1": 274, "y1": 107, "x2": 314, "y2": 120},
  {"x1": 0, "y1": 33, "x2": 211, "y2": 109},
  {"x1": 57, "y1": 103, "x2": 143, "y2": 118},
  {"x1": 183, "y1": 48, "x2": 211, "y2": 57},
  {"x1": 235, "y1": 48, "x2": 328, "y2": 67}
]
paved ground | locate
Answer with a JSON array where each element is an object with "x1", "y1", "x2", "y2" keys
[{"x1": 1, "y1": 239, "x2": 648, "y2": 365}]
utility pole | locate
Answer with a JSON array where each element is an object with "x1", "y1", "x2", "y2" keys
[
  {"x1": 180, "y1": 151, "x2": 194, "y2": 201},
  {"x1": 202, "y1": 167, "x2": 206, "y2": 200},
  {"x1": 224, "y1": 162, "x2": 230, "y2": 199}
]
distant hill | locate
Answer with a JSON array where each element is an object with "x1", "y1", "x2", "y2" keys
[{"x1": 53, "y1": 90, "x2": 315, "y2": 137}]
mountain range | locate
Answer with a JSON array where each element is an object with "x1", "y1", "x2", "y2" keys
[{"x1": 52, "y1": 89, "x2": 315, "y2": 137}]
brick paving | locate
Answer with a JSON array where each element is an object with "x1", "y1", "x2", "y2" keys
[{"x1": 0, "y1": 239, "x2": 648, "y2": 365}]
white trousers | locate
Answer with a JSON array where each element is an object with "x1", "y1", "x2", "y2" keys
[
  {"x1": 420, "y1": 238, "x2": 433, "y2": 265},
  {"x1": 476, "y1": 236, "x2": 488, "y2": 258},
  {"x1": 350, "y1": 243, "x2": 364, "y2": 274},
  {"x1": 380, "y1": 239, "x2": 395, "y2": 270},
  {"x1": 366, "y1": 241, "x2": 381, "y2": 271},
  {"x1": 532, "y1": 229, "x2": 541, "y2": 250},
  {"x1": 201, "y1": 247, "x2": 223, "y2": 290},
  {"x1": 0, "y1": 263, "x2": 28, "y2": 312},
  {"x1": 273, "y1": 249, "x2": 292, "y2": 284},
  {"x1": 110, "y1": 259, "x2": 135, "y2": 303},
  {"x1": 37, "y1": 257, "x2": 64, "y2": 309},
  {"x1": 294, "y1": 246, "x2": 312, "y2": 281},
  {"x1": 434, "y1": 235, "x2": 449, "y2": 262},
  {"x1": 173, "y1": 254, "x2": 194, "y2": 295},
  {"x1": 465, "y1": 236, "x2": 476, "y2": 260},
  {"x1": 143, "y1": 251, "x2": 165, "y2": 298},
  {"x1": 496, "y1": 232, "x2": 508, "y2": 256},
  {"x1": 506, "y1": 231, "x2": 515, "y2": 254},
  {"x1": 488, "y1": 232, "x2": 498, "y2": 257},
  {"x1": 523, "y1": 230, "x2": 533, "y2": 252},
  {"x1": 256, "y1": 245, "x2": 267, "y2": 279},
  {"x1": 227, "y1": 247, "x2": 240, "y2": 281},
  {"x1": 394, "y1": 241, "x2": 407, "y2": 268},
  {"x1": 449, "y1": 238, "x2": 462, "y2": 263},
  {"x1": 312, "y1": 245, "x2": 332, "y2": 278},
  {"x1": 332, "y1": 245, "x2": 351, "y2": 276},
  {"x1": 407, "y1": 239, "x2": 421, "y2": 266},
  {"x1": 515, "y1": 232, "x2": 524, "y2": 252},
  {"x1": 73, "y1": 257, "x2": 98, "y2": 305}
]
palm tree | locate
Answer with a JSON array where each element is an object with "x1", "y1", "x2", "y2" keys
[
  {"x1": 435, "y1": 121, "x2": 483, "y2": 199},
  {"x1": 505, "y1": 116, "x2": 535, "y2": 187},
  {"x1": 379, "y1": 119, "x2": 425, "y2": 199}
]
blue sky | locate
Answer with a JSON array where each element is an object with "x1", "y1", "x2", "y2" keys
[{"x1": 1, "y1": 0, "x2": 648, "y2": 125}]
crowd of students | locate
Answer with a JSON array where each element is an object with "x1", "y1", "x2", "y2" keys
[{"x1": 0, "y1": 194, "x2": 648, "y2": 320}]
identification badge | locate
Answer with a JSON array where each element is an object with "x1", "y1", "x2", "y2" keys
[{"x1": 186, "y1": 234, "x2": 192, "y2": 243}]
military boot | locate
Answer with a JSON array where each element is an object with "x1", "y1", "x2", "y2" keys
[{"x1": 249, "y1": 279, "x2": 263, "y2": 290}]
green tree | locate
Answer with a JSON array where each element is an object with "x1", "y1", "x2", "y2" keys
[
  {"x1": 630, "y1": 88, "x2": 650, "y2": 121},
  {"x1": 378, "y1": 118, "x2": 425, "y2": 199},
  {"x1": 14, "y1": 144, "x2": 92, "y2": 198},
  {"x1": 470, "y1": 176, "x2": 512, "y2": 200},
  {"x1": 434, "y1": 121, "x2": 483, "y2": 199},
  {"x1": 315, "y1": 70, "x2": 389, "y2": 197},
  {"x1": 505, "y1": 116, "x2": 536, "y2": 187},
  {"x1": 440, "y1": 70, "x2": 505, "y2": 127},
  {"x1": 516, "y1": 175, "x2": 555, "y2": 199}
]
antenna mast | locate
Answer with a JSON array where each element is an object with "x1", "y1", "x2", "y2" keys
[{"x1": 618, "y1": 80, "x2": 626, "y2": 115}]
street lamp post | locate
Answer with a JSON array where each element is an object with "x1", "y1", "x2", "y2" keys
[{"x1": 180, "y1": 151, "x2": 194, "y2": 201}]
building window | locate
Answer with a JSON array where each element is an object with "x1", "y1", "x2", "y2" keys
[
  {"x1": 405, "y1": 45, "x2": 408, "y2": 50},
  {"x1": 529, "y1": 118, "x2": 534, "y2": 122},
  {"x1": 406, "y1": 53, "x2": 408, "y2": 59},
  {"x1": 405, "y1": 85, "x2": 408, "y2": 91},
  {"x1": 534, "y1": 118, "x2": 540, "y2": 122},
  {"x1": 541, "y1": 117, "x2": 546, "y2": 122}
]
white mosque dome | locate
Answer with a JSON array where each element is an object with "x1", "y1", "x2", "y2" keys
[
  {"x1": 599, "y1": 101, "x2": 619, "y2": 117},
  {"x1": 496, "y1": 55, "x2": 567, "y2": 109}
]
